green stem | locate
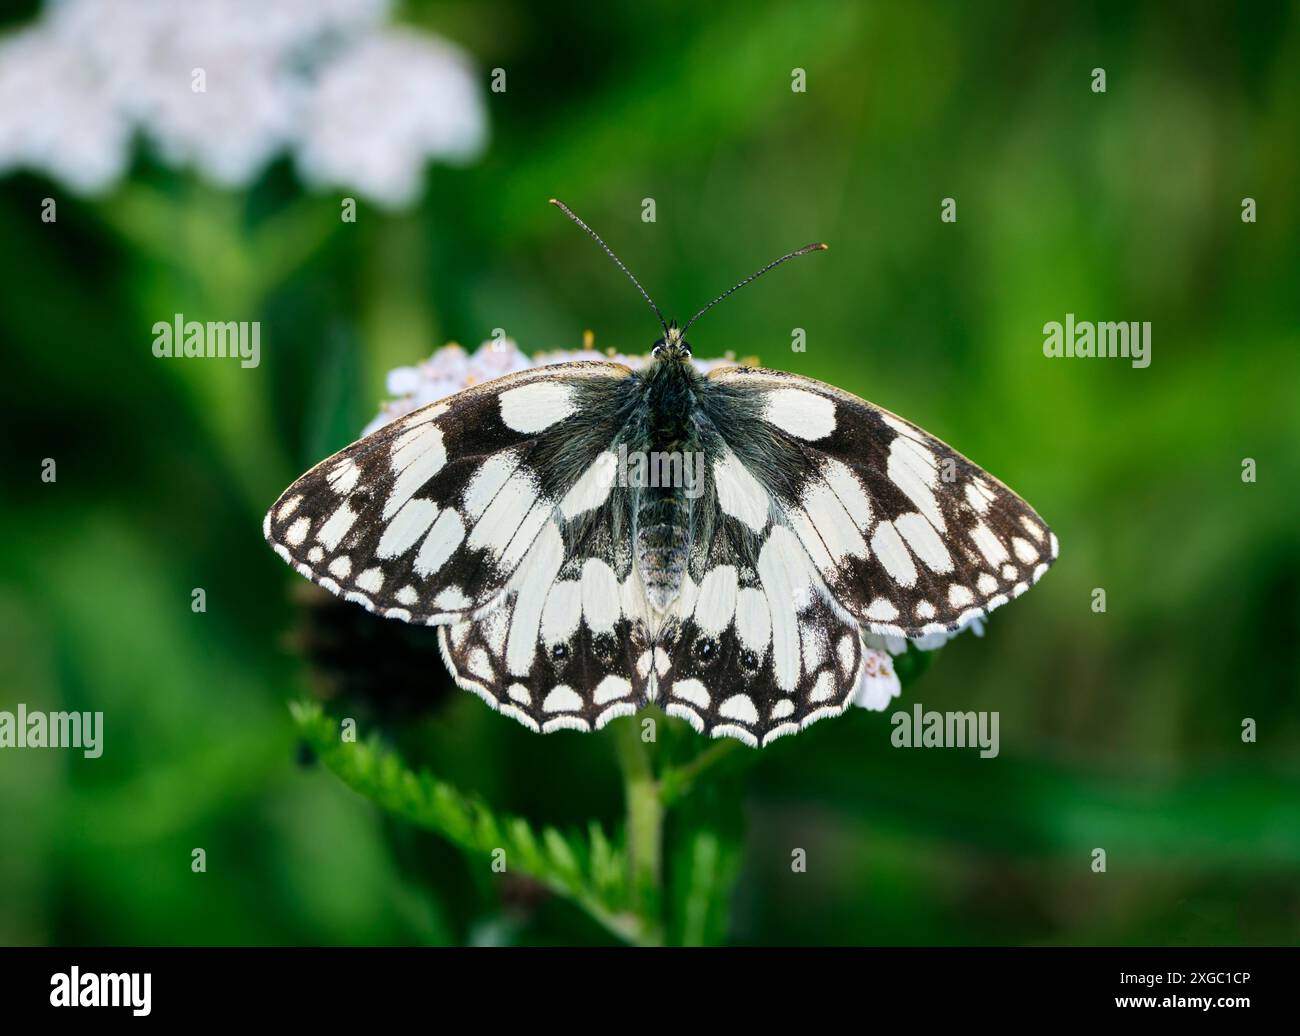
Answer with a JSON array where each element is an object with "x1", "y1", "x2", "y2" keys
[
  {"x1": 613, "y1": 719, "x2": 664, "y2": 946},
  {"x1": 660, "y1": 739, "x2": 745, "y2": 807}
]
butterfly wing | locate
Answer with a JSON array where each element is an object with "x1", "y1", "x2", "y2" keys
[
  {"x1": 266, "y1": 360, "x2": 662, "y2": 734},
  {"x1": 435, "y1": 522, "x2": 655, "y2": 733},
  {"x1": 265, "y1": 361, "x2": 635, "y2": 624},
  {"x1": 701, "y1": 366, "x2": 1058, "y2": 636},
  {"x1": 656, "y1": 365, "x2": 1057, "y2": 747}
]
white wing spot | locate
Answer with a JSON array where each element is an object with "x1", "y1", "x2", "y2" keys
[
  {"x1": 384, "y1": 425, "x2": 447, "y2": 520},
  {"x1": 540, "y1": 580, "x2": 582, "y2": 645},
  {"x1": 463, "y1": 451, "x2": 521, "y2": 521},
  {"x1": 672, "y1": 678, "x2": 710, "y2": 708},
  {"x1": 694, "y1": 565, "x2": 739, "y2": 636},
  {"x1": 970, "y1": 522, "x2": 1011, "y2": 567},
  {"x1": 809, "y1": 670, "x2": 836, "y2": 703},
  {"x1": 1012, "y1": 537, "x2": 1039, "y2": 563},
  {"x1": 1020, "y1": 516, "x2": 1045, "y2": 541},
  {"x1": 865, "y1": 598, "x2": 899, "y2": 621},
  {"x1": 468, "y1": 472, "x2": 539, "y2": 559},
  {"x1": 356, "y1": 567, "x2": 384, "y2": 594},
  {"x1": 468, "y1": 648, "x2": 494, "y2": 681},
  {"x1": 499, "y1": 381, "x2": 575, "y2": 433},
  {"x1": 594, "y1": 675, "x2": 632, "y2": 705},
  {"x1": 718, "y1": 693, "x2": 759, "y2": 725},
  {"x1": 894, "y1": 511, "x2": 953, "y2": 573},
  {"x1": 762, "y1": 388, "x2": 836, "y2": 440},
  {"x1": 505, "y1": 523, "x2": 564, "y2": 676},
  {"x1": 285, "y1": 516, "x2": 310, "y2": 546},
  {"x1": 559, "y1": 451, "x2": 618, "y2": 520},
  {"x1": 580, "y1": 558, "x2": 621, "y2": 635},
  {"x1": 377, "y1": 497, "x2": 439, "y2": 559},
  {"x1": 278, "y1": 495, "x2": 303, "y2": 521},
  {"x1": 327, "y1": 459, "x2": 360, "y2": 494},
  {"x1": 822, "y1": 458, "x2": 872, "y2": 529},
  {"x1": 801, "y1": 481, "x2": 868, "y2": 562},
  {"x1": 712, "y1": 447, "x2": 770, "y2": 532},
  {"x1": 735, "y1": 587, "x2": 772, "y2": 653},
  {"x1": 871, "y1": 520, "x2": 918, "y2": 588},
  {"x1": 542, "y1": 684, "x2": 583, "y2": 713},
  {"x1": 965, "y1": 479, "x2": 995, "y2": 514},
  {"x1": 317, "y1": 503, "x2": 358, "y2": 551},
  {"x1": 414, "y1": 508, "x2": 465, "y2": 578},
  {"x1": 836, "y1": 634, "x2": 855, "y2": 675},
  {"x1": 887, "y1": 436, "x2": 945, "y2": 532},
  {"x1": 948, "y1": 584, "x2": 975, "y2": 608},
  {"x1": 434, "y1": 586, "x2": 471, "y2": 610}
]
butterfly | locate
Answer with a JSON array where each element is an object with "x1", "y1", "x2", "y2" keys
[{"x1": 265, "y1": 200, "x2": 1057, "y2": 747}]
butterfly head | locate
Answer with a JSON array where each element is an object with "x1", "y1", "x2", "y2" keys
[{"x1": 651, "y1": 321, "x2": 692, "y2": 360}]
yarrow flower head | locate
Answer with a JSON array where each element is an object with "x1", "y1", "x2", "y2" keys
[
  {"x1": 0, "y1": 0, "x2": 486, "y2": 207},
  {"x1": 365, "y1": 339, "x2": 985, "y2": 706}
]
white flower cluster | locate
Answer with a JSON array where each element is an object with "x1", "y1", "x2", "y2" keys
[
  {"x1": 367, "y1": 340, "x2": 982, "y2": 710},
  {"x1": 0, "y1": 0, "x2": 487, "y2": 207}
]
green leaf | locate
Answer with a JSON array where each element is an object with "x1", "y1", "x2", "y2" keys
[
  {"x1": 665, "y1": 778, "x2": 745, "y2": 947},
  {"x1": 290, "y1": 700, "x2": 642, "y2": 942}
]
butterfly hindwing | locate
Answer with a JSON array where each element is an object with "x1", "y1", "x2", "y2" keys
[
  {"x1": 436, "y1": 524, "x2": 656, "y2": 733},
  {"x1": 653, "y1": 484, "x2": 868, "y2": 747}
]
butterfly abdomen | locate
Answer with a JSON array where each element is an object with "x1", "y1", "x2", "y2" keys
[{"x1": 634, "y1": 357, "x2": 702, "y2": 612}]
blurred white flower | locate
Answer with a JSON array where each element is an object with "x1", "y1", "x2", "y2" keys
[
  {"x1": 852, "y1": 650, "x2": 901, "y2": 711},
  {"x1": 0, "y1": 23, "x2": 132, "y2": 194},
  {"x1": 363, "y1": 339, "x2": 746, "y2": 435},
  {"x1": 296, "y1": 29, "x2": 487, "y2": 208},
  {"x1": 0, "y1": 0, "x2": 486, "y2": 205}
]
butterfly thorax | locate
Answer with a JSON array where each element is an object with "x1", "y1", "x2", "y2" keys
[{"x1": 634, "y1": 351, "x2": 701, "y2": 614}]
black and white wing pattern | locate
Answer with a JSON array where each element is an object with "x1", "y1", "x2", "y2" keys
[
  {"x1": 265, "y1": 361, "x2": 652, "y2": 731},
  {"x1": 653, "y1": 365, "x2": 1058, "y2": 747}
]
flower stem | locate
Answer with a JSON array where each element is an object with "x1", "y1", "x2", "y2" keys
[
  {"x1": 659, "y1": 738, "x2": 745, "y2": 807},
  {"x1": 613, "y1": 719, "x2": 664, "y2": 946}
]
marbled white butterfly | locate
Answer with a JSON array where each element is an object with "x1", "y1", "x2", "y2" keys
[{"x1": 265, "y1": 201, "x2": 1058, "y2": 747}]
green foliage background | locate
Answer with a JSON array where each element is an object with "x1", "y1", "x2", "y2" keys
[{"x1": 1, "y1": 0, "x2": 1297, "y2": 945}]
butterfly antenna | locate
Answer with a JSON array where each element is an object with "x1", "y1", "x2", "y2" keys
[
  {"x1": 549, "y1": 199, "x2": 669, "y2": 335},
  {"x1": 680, "y1": 242, "x2": 828, "y2": 337}
]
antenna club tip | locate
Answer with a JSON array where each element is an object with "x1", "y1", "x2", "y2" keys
[
  {"x1": 548, "y1": 198, "x2": 563, "y2": 206},
  {"x1": 812, "y1": 242, "x2": 829, "y2": 251}
]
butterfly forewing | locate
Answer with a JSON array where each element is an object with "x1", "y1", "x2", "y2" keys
[
  {"x1": 264, "y1": 362, "x2": 636, "y2": 624},
  {"x1": 701, "y1": 367, "x2": 1059, "y2": 639}
]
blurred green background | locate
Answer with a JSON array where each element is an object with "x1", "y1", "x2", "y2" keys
[{"x1": 2, "y1": 0, "x2": 1298, "y2": 946}]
